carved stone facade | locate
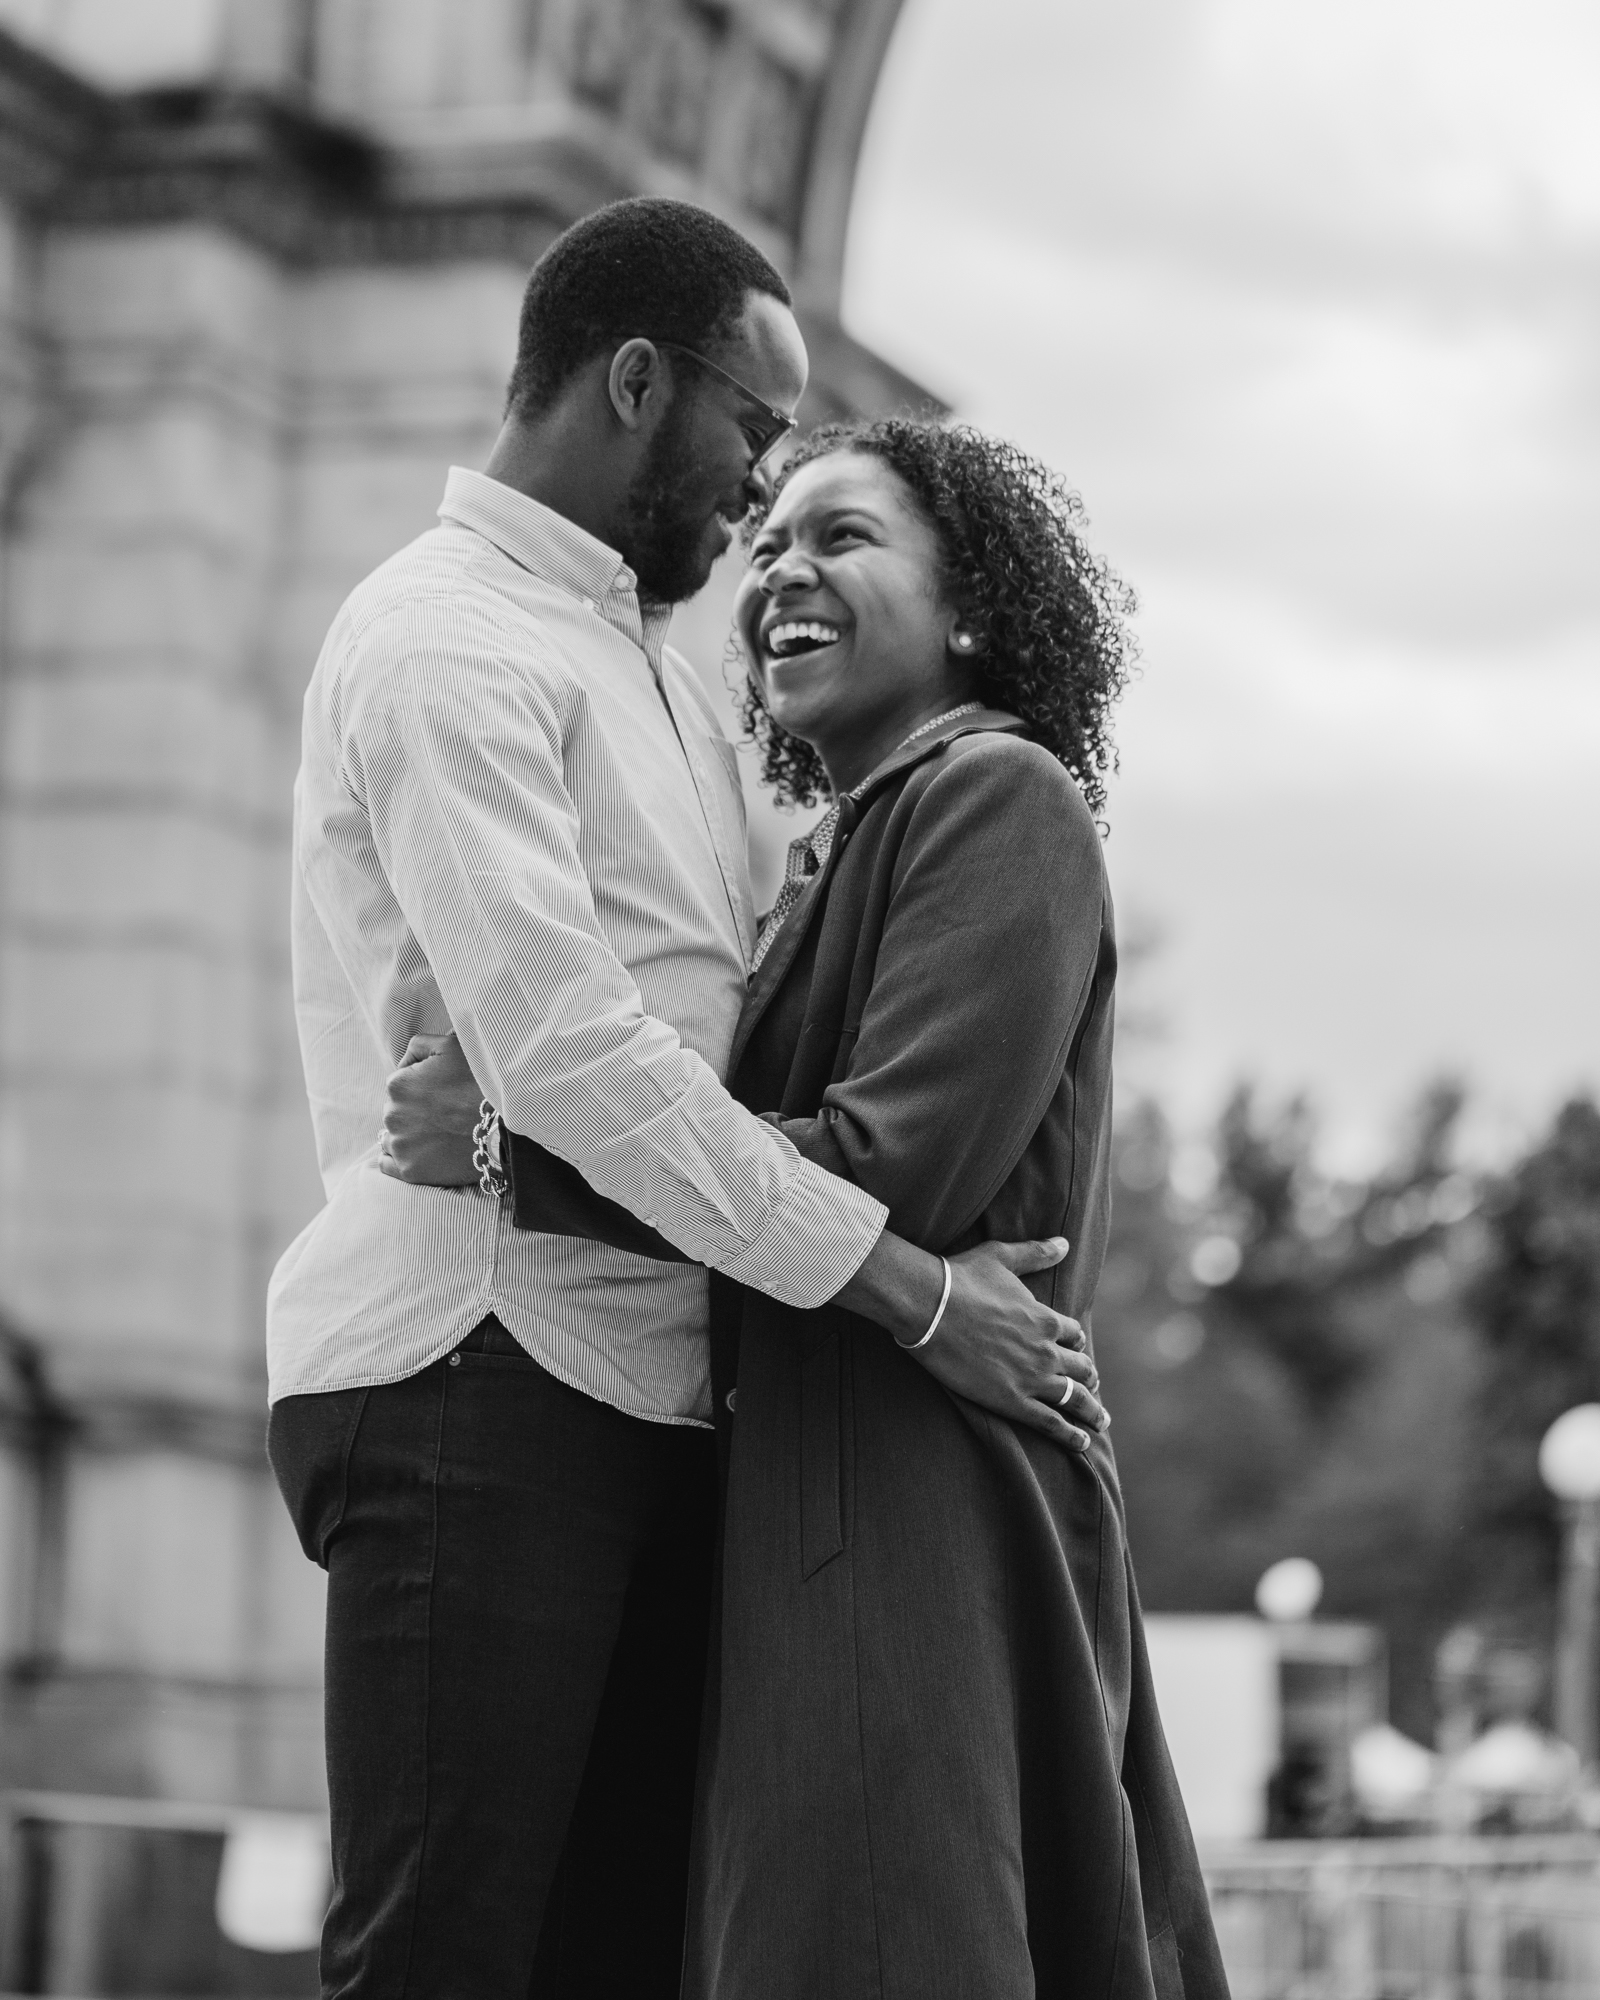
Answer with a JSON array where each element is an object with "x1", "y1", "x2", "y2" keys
[{"x1": 0, "y1": 0, "x2": 922, "y2": 1820}]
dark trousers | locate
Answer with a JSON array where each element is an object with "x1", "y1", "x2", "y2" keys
[{"x1": 268, "y1": 1316, "x2": 718, "y2": 1998}]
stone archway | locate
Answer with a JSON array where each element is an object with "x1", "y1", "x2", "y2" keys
[
  {"x1": 298, "y1": 0, "x2": 924, "y2": 409},
  {"x1": 793, "y1": 0, "x2": 909, "y2": 314},
  {"x1": 0, "y1": 0, "x2": 926, "y2": 1847}
]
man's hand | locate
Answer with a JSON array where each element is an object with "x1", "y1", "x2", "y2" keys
[
  {"x1": 835, "y1": 1232, "x2": 1106, "y2": 1451},
  {"x1": 378, "y1": 1033, "x2": 482, "y2": 1185}
]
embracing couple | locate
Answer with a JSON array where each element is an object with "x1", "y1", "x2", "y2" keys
[{"x1": 266, "y1": 197, "x2": 1229, "y2": 1999}]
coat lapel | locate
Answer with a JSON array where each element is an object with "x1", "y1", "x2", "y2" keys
[{"x1": 727, "y1": 710, "x2": 1026, "y2": 1081}]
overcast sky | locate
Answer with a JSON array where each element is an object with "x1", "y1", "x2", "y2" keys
[
  {"x1": 5, "y1": 0, "x2": 1592, "y2": 1168},
  {"x1": 833, "y1": 0, "x2": 1600, "y2": 1167}
]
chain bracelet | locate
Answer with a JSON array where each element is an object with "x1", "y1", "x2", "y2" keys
[{"x1": 471, "y1": 1099, "x2": 509, "y2": 1200}]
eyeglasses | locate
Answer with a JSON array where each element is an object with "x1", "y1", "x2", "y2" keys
[{"x1": 655, "y1": 341, "x2": 798, "y2": 468}]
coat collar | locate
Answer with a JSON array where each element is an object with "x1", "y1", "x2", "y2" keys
[
  {"x1": 728, "y1": 707, "x2": 1026, "y2": 1078},
  {"x1": 845, "y1": 705, "x2": 1025, "y2": 811}
]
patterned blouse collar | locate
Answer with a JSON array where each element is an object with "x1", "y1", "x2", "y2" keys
[{"x1": 750, "y1": 707, "x2": 1024, "y2": 973}]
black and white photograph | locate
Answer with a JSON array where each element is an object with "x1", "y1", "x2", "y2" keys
[{"x1": 0, "y1": 0, "x2": 1594, "y2": 1992}]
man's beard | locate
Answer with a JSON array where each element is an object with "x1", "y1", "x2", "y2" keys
[{"x1": 620, "y1": 400, "x2": 730, "y2": 606}]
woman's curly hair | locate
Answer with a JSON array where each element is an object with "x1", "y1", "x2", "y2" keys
[{"x1": 736, "y1": 419, "x2": 1139, "y2": 816}]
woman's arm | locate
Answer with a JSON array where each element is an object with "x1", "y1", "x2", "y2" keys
[
  {"x1": 373, "y1": 737, "x2": 1109, "y2": 1443},
  {"x1": 773, "y1": 736, "x2": 1108, "y2": 1250},
  {"x1": 377, "y1": 736, "x2": 1104, "y2": 1248},
  {"x1": 376, "y1": 1034, "x2": 1101, "y2": 1444}
]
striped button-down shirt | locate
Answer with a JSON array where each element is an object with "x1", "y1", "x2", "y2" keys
[{"x1": 267, "y1": 468, "x2": 887, "y2": 1425}]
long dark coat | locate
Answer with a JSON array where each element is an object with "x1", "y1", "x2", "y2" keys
[{"x1": 681, "y1": 713, "x2": 1228, "y2": 2000}]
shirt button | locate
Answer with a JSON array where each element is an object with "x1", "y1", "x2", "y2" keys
[{"x1": 724, "y1": 1388, "x2": 738, "y2": 1414}]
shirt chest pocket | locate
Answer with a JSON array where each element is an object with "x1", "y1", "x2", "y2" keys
[{"x1": 698, "y1": 731, "x2": 747, "y2": 836}]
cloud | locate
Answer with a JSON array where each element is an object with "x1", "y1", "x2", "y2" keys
[
  {"x1": 848, "y1": 211, "x2": 1598, "y2": 650},
  {"x1": 840, "y1": 0, "x2": 1600, "y2": 1153},
  {"x1": 856, "y1": 0, "x2": 1600, "y2": 271}
]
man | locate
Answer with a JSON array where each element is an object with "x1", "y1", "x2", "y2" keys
[{"x1": 267, "y1": 198, "x2": 1096, "y2": 1994}]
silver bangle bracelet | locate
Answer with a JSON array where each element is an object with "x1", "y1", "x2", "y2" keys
[{"x1": 897, "y1": 1255, "x2": 952, "y2": 1352}]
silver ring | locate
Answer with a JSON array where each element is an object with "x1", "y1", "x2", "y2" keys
[{"x1": 1058, "y1": 1380, "x2": 1075, "y2": 1410}]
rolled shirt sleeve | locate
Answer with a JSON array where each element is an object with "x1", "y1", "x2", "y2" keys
[{"x1": 328, "y1": 602, "x2": 886, "y2": 1308}]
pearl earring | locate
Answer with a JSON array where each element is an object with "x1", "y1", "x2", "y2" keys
[{"x1": 955, "y1": 633, "x2": 974, "y2": 651}]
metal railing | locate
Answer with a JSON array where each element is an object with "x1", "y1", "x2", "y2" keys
[
  {"x1": 1204, "y1": 1836, "x2": 1600, "y2": 2000},
  {"x1": 0, "y1": 1790, "x2": 323, "y2": 1995}
]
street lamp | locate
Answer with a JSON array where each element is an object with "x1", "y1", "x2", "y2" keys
[
  {"x1": 1538, "y1": 1404, "x2": 1600, "y2": 1766},
  {"x1": 1256, "y1": 1557, "x2": 1324, "y2": 1624}
]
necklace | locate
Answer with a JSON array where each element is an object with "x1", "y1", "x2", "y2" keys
[
  {"x1": 844, "y1": 701, "x2": 984, "y2": 800},
  {"x1": 898, "y1": 700, "x2": 983, "y2": 750}
]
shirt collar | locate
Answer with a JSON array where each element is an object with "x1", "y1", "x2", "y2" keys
[
  {"x1": 438, "y1": 468, "x2": 678, "y2": 677},
  {"x1": 439, "y1": 466, "x2": 637, "y2": 602}
]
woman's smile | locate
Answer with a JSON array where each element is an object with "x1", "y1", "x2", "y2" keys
[
  {"x1": 759, "y1": 613, "x2": 852, "y2": 705},
  {"x1": 764, "y1": 618, "x2": 844, "y2": 660},
  {"x1": 737, "y1": 451, "x2": 981, "y2": 794}
]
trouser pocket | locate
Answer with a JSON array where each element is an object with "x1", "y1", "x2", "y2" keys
[{"x1": 267, "y1": 1385, "x2": 371, "y2": 1568}]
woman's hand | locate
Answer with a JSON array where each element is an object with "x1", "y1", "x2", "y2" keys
[
  {"x1": 919, "y1": 1239, "x2": 1107, "y2": 1450},
  {"x1": 375, "y1": 1047, "x2": 1110, "y2": 1446},
  {"x1": 378, "y1": 1033, "x2": 483, "y2": 1186},
  {"x1": 835, "y1": 1232, "x2": 1107, "y2": 1451}
]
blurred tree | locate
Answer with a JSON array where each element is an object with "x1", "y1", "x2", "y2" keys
[
  {"x1": 1204, "y1": 1083, "x2": 1457, "y2": 1410},
  {"x1": 1097, "y1": 1082, "x2": 1490, "y2": 1738},
  {"x1": 1468, "y1": 1097, "x2": 1600, "y2": 1619}
]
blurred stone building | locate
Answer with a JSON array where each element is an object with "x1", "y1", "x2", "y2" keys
[{"x1": 0, "y1": 0, "x2": 920, "y2": 1817}]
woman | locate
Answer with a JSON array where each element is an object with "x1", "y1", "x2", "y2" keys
[
  {"x1": 389, "y1": 420, "x2": 1226, "y2": 1999},
  {"x1": 680, "y1": 421, "x2": 1223, "y2": 2000}
]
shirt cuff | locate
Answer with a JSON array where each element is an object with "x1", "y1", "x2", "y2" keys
[{"x1": 718, "y1": 1152, "x2": 887, "y2": 1308}]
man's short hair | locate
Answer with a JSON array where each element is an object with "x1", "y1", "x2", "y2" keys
[{"x1": 506, "y1": 197, "x2": 792, "y2": 415}]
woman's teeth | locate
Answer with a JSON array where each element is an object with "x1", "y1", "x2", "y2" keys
[{"x1": 766, "y1": 620, "x2": 842, "y2": 659}]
